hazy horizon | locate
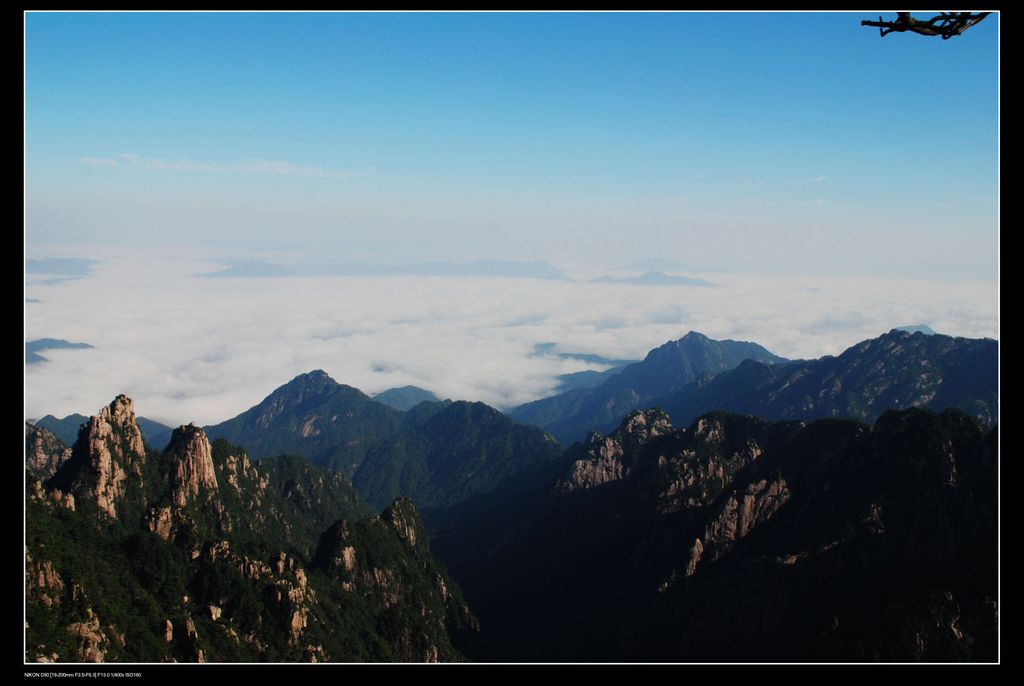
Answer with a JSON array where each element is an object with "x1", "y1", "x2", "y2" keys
[{"x1": 25, "y1": 251, "x2": 998, "y2": 427}]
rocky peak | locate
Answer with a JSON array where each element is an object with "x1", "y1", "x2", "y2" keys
[
  {"x1": 26, "y1": 423, "x2": 71, "y2": 479},
  {"x1": 251, "y1": 370, "x2": 349, "y2": 429},
  {"x1": 556, "y1": 436, "x2": 626, "y2": 494},
  {"x1": 90, "y1": 395, "x2": 147, "y2": 472},
  {"x1": 691, "y1": 413, "x2": 727, "y2": 443},
  {"x1": 166, "y1": 424, "x2": 218, "y2": 507},
  {"x1": 652, "y1": 330, "x2": 785, "y2": 366},
  {"x1": 26, "y1": 552, "x2": 65, "y2": 608},
  {"x1": 618, "y1": 408, "x2": 673, "y2": 446},
  {"x1": 850, "y1": 328, "x2": 930, "y2": 356},
  {"x1": 312, "y1": 519, "x2": 354, "y2": 571},
  {"x1": 46, "y1": 395, "x2": 148, "y2": 520},
  {"x1": 281, "y1": 370, "x2": 340, "y2": 400},
  {"x1": 673, "y1": 331, "x2": 711, "y2": 348},
  {"x1": 220, "y1": 449, "x2": 258, "y2": 493},
  {"x1": 103, "y1": 395, "x2": 143, "y2": 434},
  {"x1": 556, "y1": 409, "x2": 673, "y2": 494},
  {"x1": 682, "y1": 477, "x2": 791, "y2": 579},
  {"x1": 646, "y1": 331, "x2": 707, "y2": 356},
  {"x1": 609, "y1": 332, "x2": 785, "y2": 405},
  {"x1": 382, "y1": 497, "x2": 427, "y2": 551}
]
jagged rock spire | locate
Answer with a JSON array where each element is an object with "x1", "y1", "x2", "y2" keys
[
  {"x1": 25, "y1": 423, "x2": 71, "y2": 479},
  {"x1": 47, "y1": 395, "x2": 147, "y2": 520},
  {"x1": 556, "y1": 409, "x2": 673, "y2": 494},
  {"x1": 166, "y1": 423, "x2": 218, "y2": 507}
]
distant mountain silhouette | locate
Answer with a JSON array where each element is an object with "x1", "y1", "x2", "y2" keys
[
  {"x1": 26, "y1": 339, "x2": 93, "y2": 365},
  {"x1": 373, "y1": 385, "x2": 441, "y2": 411},
  {"x1": 656, "y1": 329, "x2": 997, "y2": 428},
  {"x1": 510, "y1": 331, "x2": 786, "y2": 444}
]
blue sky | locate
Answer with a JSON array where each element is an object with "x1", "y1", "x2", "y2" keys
[{"x1": 25, "y1": 11, "x2": 998, "y2": 277}]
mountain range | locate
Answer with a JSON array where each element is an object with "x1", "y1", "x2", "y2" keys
[
  {"x1": 203, "y1": 372, "x2": 563, "y2": 511},
  {"x1": 510, "y1": 329, "x2": 997, "y2": 444},
  {"x1": 653, "y1": 329, "x2": 997, "y2": 428},
  {"x1": 34, "y1": 329, "x2": 997, "y2": 520},
  {"x1": 429, "y1": 406, "x2": 997, "y2": 661},
  {"x1": 25, "y1": 327, "x2": 999, "y2": 662},
  {"x1": 510, "y1": 331, "x2": 787, "y2": 444}
]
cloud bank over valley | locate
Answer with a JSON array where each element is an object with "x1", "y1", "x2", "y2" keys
[{"x1": 25, "y1": 254, "x2": 998, "y2": 428}]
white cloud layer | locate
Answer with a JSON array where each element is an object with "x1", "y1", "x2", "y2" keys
[
  {"x1": 77, "y1": 153, "x2": 386, "y2": 179},
  {"x1": 24, "y1": 255, "x2": 998, "y2": 429},
  {"x1": 77, "y1": 157, "x2": 119, "y2": 167}
]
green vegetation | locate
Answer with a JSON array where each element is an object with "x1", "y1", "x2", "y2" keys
[
  {"x1": 203, "y1": 371, "x2": 406, "y2": 468},
  {"x1": 200, "y1": 371, "x2": 566, "y2": 513},
  {"x1": 350, "y1": 401, "x2": 565, "y2": 510},
  {"x1": 26, "y1": 417, "x2": 474, "y2": 663}
]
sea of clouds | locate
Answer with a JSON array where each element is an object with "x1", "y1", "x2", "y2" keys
[{"x1": 25, "y1": 255, "x2": 998, "y2": 427}]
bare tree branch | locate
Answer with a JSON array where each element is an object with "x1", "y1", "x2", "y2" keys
[{"x1": 861, "y1": 12, "x2": 991, "y2": 40}]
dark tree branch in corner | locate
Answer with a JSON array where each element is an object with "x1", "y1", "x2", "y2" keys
[{"x1": 861, "y1": 12, "x2": 991, "y2": 39}]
